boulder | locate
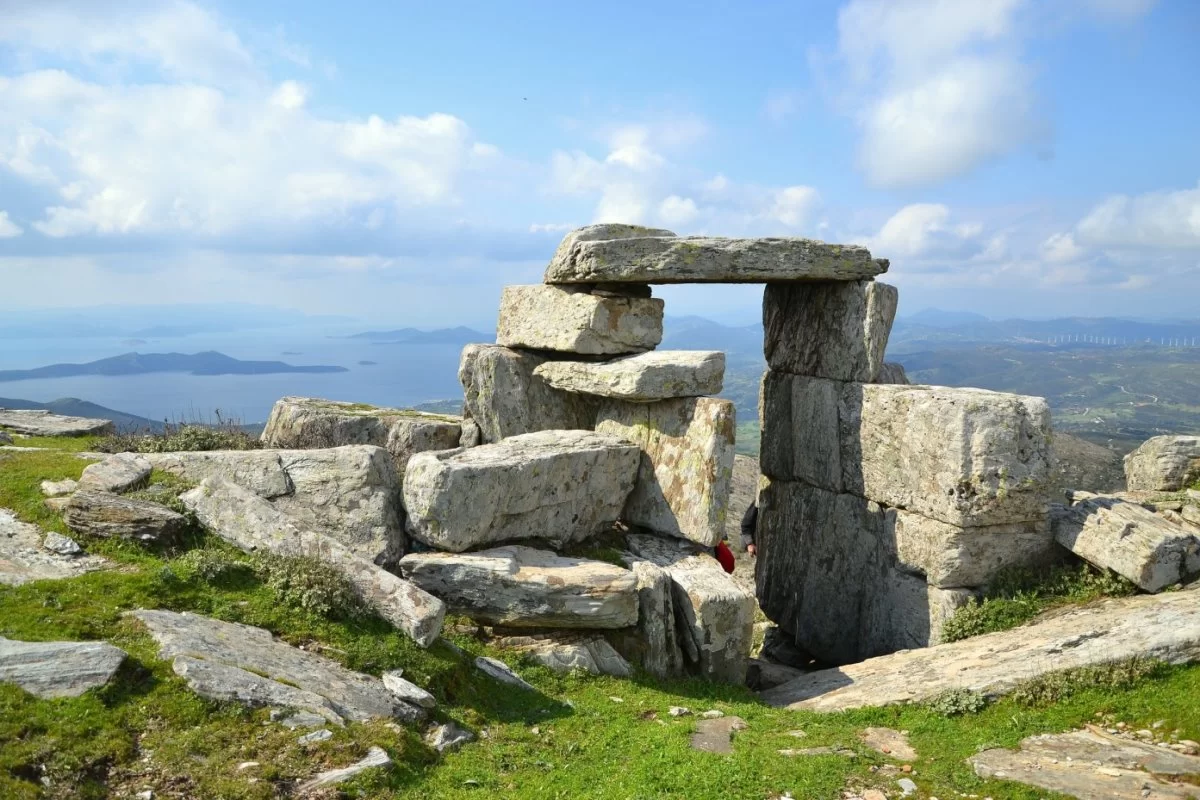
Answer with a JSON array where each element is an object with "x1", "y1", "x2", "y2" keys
[
  {"x1": 180, "y1": 478, "x2": 445, "y2": 647},
  {"x1": 492, "y1": 634, "x2": 633, "y2": 677},
  {"x1": 759, "y1": 591, "x2": 1200, "y2": 712},
  {"x1": 0, "y1": 509, "x2": 106, "y2": 585},
  {"x1": 969, "y1": 728, "x2": 1200, "y2": 800},
  {"x1": 459, "y1": 344, "x2": 599, "y2": 443},
  {"x1": 841, "y1": 384, "x2": 1053, "y2": 527},
  {"x1": 147, "y1": 446, "x2": 405, "y2": 567},
  {"x1": 40, "y1": 478, "x2": 79, "y2": 497},
  {"x1": 403, "y1": 430, "x2": 639, "y2": 552},
  {"x1": 259, "y1": 396, "x2": 462, "y2": 483},
  {"x1": 78, "y1": 453, "x2": 151, "y2": 493},
  {"x1": 425, "y1": 721, "x2": 475, "y2": 754},
  {"x1": 625, "y1": 534, "x2": 756, "y2": 684},
  {"x1": 543, "y1": 227, "x2": 887, "y2": 284},
  {"x1": 763, "y1": 281, "x2": 898, "y2": 382},
  {"x1": 64, "y1": 490, "x2": 188, "y2": 542},
  {"x1": 496, "y1": 285, "x2": 663, "y2": 355},
  {"x1": 43, "y1": 532, "x2": 83, "y2": 555},
  {"x1": 1052, "y1": 492, "x2": 1200, "y2": 592},
  {"x1": 381, "y1": 670, "x2": 436, "y2": 709},
  {"x1": 0, "y1": 409, "x2": 114, "y2": 437},
  {"x1": 875, "y1": 362, "x2": 910, "y2": 385},
  {"x1": 130, "y1": 609, "x2": 422, "y2": 723},
  {"x1": 533, "y1": 351, "x2": 725, "y2": 401},
  {"x1": 398, "y1": 546, "x2": 638, "y2": 629},
  {"x1": 626, "y1": 560, "x2": 684, "y2": 678},
  {"x1": 0, "y1": 637, "x2": 127, "y2": 698},
  {"x1": 596, "y1": 397, "x2": 735, "y2": 547},
  {"x1": 1125, "y1": 435, "x2": 1200, "y2": 492}
]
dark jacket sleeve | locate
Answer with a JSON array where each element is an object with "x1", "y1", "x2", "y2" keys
[{"x1": 739, "y1": 501, "x2": 758, "y2": 548}]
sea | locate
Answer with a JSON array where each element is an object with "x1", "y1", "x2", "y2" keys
[{"x1": 0, "y1": 326, "x2": 470, "y2": 424}]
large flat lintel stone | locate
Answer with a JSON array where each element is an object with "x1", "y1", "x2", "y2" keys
[
  {"x1": 533, "y1": 350, "x2": 725, "y2": 401},
  {"x1": 497, "y1": 285, "x2": 663, "y2": 355},
  {"x1": 544, "y1": 228, "x2": 888, "y2": 284}
]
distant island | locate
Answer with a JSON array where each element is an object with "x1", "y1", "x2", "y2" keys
[
  {"x1": 341, "y1": 326, "x2": 487, "y2": 345},
  {"x1": 358, "y1": 360, "x2": 378, "y2": 366},
  {"x1": 0, "y1": 351, "x2": 348, "y2": 383}
]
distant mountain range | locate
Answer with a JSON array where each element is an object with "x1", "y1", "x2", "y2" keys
[
  {"x1": 0, "y1": 352, "x2": 347, "y2": 383},
  {"x1": 340, "y1": 326, "x2": 489, "y2": 344}
]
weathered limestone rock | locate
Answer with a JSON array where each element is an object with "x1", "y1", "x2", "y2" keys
[
  {"x1": 861, "y1": 728, "x2": 918, "y2": 761},
  {"x1": 144, "y1": 450, "x2": 292, "y2": 498},
  {"x1": 1052, "y1": 492, "x2": 1200, "y2": 592},
  {"x1": 43, "y1": 532, "x2": 82, "y2": 555},
  {"x1": 475, "y1": 656, "x2": 535, "y2": 691},
  {"x1": 969, "y1": 728, "x2": 1200, "y2": 800},
  {"x1": 596, "y1": 397, "x2": 735, "y2": 547},
  {"x1": 759, "y1": 591, "x2": 1200, "y2": 711},
  {"x1": 626, "y1": 560, "x2": 684, "y2": 678},
  {"x1": 458, "y1": 344, "x2": 599, "y2": 443},
  {"x1": 426, "y1": 721, "x2": 474, "y2": 754},
  {"x1": 763, "y1": 281, "x2": 898, "y2": 382},
  {"x1": 298, "y1": 746, "x2": 392, "y2": 791},
  {"x1": 78, "y1": 453, "x2": 151, "y2": 493},
  {"x1": 398, "y1": 546, "x2": 638, "y2": 629},
  {"x1": 493, "y1": 634, "x2": 633, "y2": 677},
  {"x1": 259, "y1": 396, "x2": 462, "y2": 482},
  {"x1": 497, "y1": 285, "x2": 664, "y2": 355},
  {"x1": 130, "y1": 609, "x2": 422, "y2": 722},
  {"x1": 533, "y1": 351, "x2": 725, "y2": 401},
  {"x1": 173, "y1": 657, "x2": 342, "y2": 725},
  {"x1": 381, "y1": 670, "x2": 436, "y2": 709},
  {"x1": 888, "y1": 510, "x2": 1056, "y2": 588},
  {"x1": 0, "y1": 509, "x2": 106, "y2": 585},
  {"x1": 0, "y1": 409, "x2": 114, "y2": 437},
  {"x1": 690, "y1": 716, "x2": 749, "y2": 754},
  {"x1": 841, "y1": 384, "x2": 1053, "y2": 527},
  {"x1": 1125, "y1": 435, "x2": 1200, "y2": 492},
  {"x1": 403, "y1": 430, "x2": 639, "y2": 551},
  {"x1": 40, "y1": 478, "x2": 78, "y2": 497},
  {"x1": 64, "y1": 490, "x2": 188, "y2": 542},
  {"x1": 759, "y1": 372, "x2": 842, "y2": 489},
  {"x1": 548, "y1": 223, "x2": 676, "y2": 271},
  {"x1": 625, "y1": 534, "x2": 756, "y2": 684},
  {"x1": 875, "y1": 362, "x2": 910, "y2": 385},
  {"x1": 180, "y1": 478, "x2": 445, "y2": 647},
  {"x1": 0, "y1": 637, "x2": 127, "y2": 698},
  {"x1": 756, "y1": 481, "x2": 977, "y2": 664},
  {"x1": 544, "y1": 228, "x2": 887, "y2": 284}
]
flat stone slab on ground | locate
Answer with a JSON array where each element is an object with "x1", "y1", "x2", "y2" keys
[
  {"x1": 0, "y1": 409, "x2": 115, "y2": 437},
  {"x1": 426, "y1": 721, "x2": 474, "y2": 754},
  {"x1": 543, "y1": 225, "x2": 887, "y2": 284},
  {"x1": 129, "y1": 609, "x2": 422, "y2": 723},
  {"x1": 180, "y1": 478, "x2": 445, "y2": 647},
  {"x1": 690, "y1": 715, "x2": 748, "y2": 754},
  {"x1": 492, "y1": 633, "x2": 633, "y2": 677},
  {"x1": 0, "y1": 637, "x2": 127, "y2": 698},
  {"x1": 1125, "y1": 435, "x2": 1200, "y2": 492},
  {"x1": 497, "y1": 285, "x2": 664, "y2": 355},
  {"x1": 860, "y1": 728, "x2": 917, "y2": 761},
  {"x1": 970, "y1": 727, "x2": 1200, "y2": 800},
  {"x1": 78, "y1": 453, "x2": 151, "y2": 493},
  {"x1": 403, "y1": 430, "x2": 640, "y2": 552},
  {"x1": 297, "y1": 746, "x2": 392, "y2": 792},
  {"x1": 259, "y1": 396, "x2": 462, "y2": 483},
  {"x1": 533, "y1": 351, "x2": 725, "y2": 401},
  {"x1": 399, "y1": 546, "x2": 638, "y2": 629},
  {"x1": 1053, "y1": 492, "x2": 1200, "y2": 592},
  {"x1": 759, "y1": 591, "x2": 1200, "y2": 712},
  {"x1": 474, "y1": 656, "x2": 535, "y2": 691},
  {"x1": 64, "y1": 490, "x2": 188, "y2": 542},
  {"x1": 0, "y1": 508, "x2": 107, "y2": 585}
]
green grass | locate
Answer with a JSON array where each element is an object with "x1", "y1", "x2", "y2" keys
[
  {"x1": 941, "y1": 561, "x2": 1138, "y2": 643},
  {"x1": 3, "y1": 440, "x2": 1199, "y2": 798}
]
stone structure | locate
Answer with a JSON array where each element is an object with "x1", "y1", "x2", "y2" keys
[{"x1": 1125, "y1": 435, "x2": 1200, "y2": 492}]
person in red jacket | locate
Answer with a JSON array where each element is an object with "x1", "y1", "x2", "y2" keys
[{"x1": 713, "y1": 538, "x2": 736, "y2": 574}]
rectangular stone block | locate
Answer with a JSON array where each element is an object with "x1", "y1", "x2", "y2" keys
[
  {"x1": 886, "y1": 509, "x2": 1056, "y2": 588},
  {"x1": 533, "y1": 350, "x2": 724, "y2": 401},
  {"x1": 544, "y1": 225, "x2": 888, "y2": 284},
  {"x1": 596, "y1": 397, "x2": 735, "y2": 547},
  {"x1": 398, "y1": 546, "x2": 638, "y2": 629},
  {"x1": 763, "y1": 280, "x2": 898, "y2": 382},
  {"x1": 497, "y1": 285, "x2": 663, "y2": 355},
  {"x1": 458, "y1": 344, "x2": 598, "y2": 443},
  {"x1": 841, "y1": 384, "x2": 1053, "y2": 527},
  {"x1": 759, "y1": 370, "x2": 842, "y2": 490},
  {"x1": 402, "y1": 430, "x2": 640, "y2": 552}
]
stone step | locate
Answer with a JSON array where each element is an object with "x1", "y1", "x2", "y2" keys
[
  {"x1": 759, "y1": 591, "x2": 1200, "y2": 712},
  {"x1": 398, "y1": 545, "x2": 638, "y2": 629},
  {"x1": 497, "y1": 285, "x2": 663, "y2": 355},
  {"x1": 543, "y1": 224, "x2": 887, "y2": 284},
  {"x1": 403, "y1": 430, "x2": 640, "y2": 552},
  {"x1": 533, "y1": 351, "x2": 725, "y2": 401}
]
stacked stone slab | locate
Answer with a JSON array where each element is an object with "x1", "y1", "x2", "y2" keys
[{"x1": 758, "y1": 278, "x2": 1057, "y2": 663}]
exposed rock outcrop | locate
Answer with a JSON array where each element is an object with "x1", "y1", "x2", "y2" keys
[
  {"x1": 64, "y1": 490, "x2": 188, "y2": 542},
  {"x1": 0, "y1": 509, "x2": 107, "y2": 585},
  {"x1": 492, "y1": 633, "x2": 633, "y2": 677},
  {"x1": 1125, "y1": 435, "x2": 1200, "y2": 492},
  {"x1": 0, "y1": 409, "x2": 114, "y2": 437},
  {"x1": 78, "y1": 453, "x2": 151, "y2": 493},
  {"x1": 0, "y1": 637, "x2": 127, "y2": 698}
]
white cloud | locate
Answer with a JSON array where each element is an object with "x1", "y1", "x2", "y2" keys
[
  {"x1": 1075, "y1": 182, "x2": 1200, "y2": 249},
  {"x1": 1041, "y1": 231, "x2": 1085, "y2": 263},
  {"x1": 529, "y1": 222, "x2": 575, "y2": 234},
  {"x1": 864, "y1": 203, "x2": 984, "y2": 258},
  {"x1": 770, "y1": 187, "x2": 820, "y2": 228},
  {"x1": 658, "y1": 195, "x2": 699, "y2": 227},
  {"x1": 764, "y1": 90, "x2": 804, "y2": 122},
  {"x1": 0, "y1": 210, "x2": 22, "y2": 238}
]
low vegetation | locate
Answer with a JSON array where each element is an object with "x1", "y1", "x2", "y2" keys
[
  {"x1": 95, "y1": 419, "x2": 260, "y2": 455},
  {"x1": 2, "y1": 438, "x2": 1198, "y2": 799}
]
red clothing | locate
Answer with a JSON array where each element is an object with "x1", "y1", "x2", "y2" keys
[{"x1": 714, "y1": 540, "x2": 735, "y2": 574}]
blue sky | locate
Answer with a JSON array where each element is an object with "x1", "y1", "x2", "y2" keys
[{"x1": 1, "y1": 0, "x2": 1197, "y2": 326}]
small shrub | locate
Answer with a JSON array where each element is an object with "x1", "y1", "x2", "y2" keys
[
  {"x1": 927, "y1": 688, "x2": 989, "y2": 717},
  {"x1": 255, "y1": 553, "x2": 366, "y2": 621},
  {"x1": 1009, "y1": 658, "x2": 1167, "y2": 707},
  {"x1": 95, "y1": 415, "x2": 261, "y2": 454},
  {"x1": 172, "y1": 548, "x2": 253, "y2": 584}
]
